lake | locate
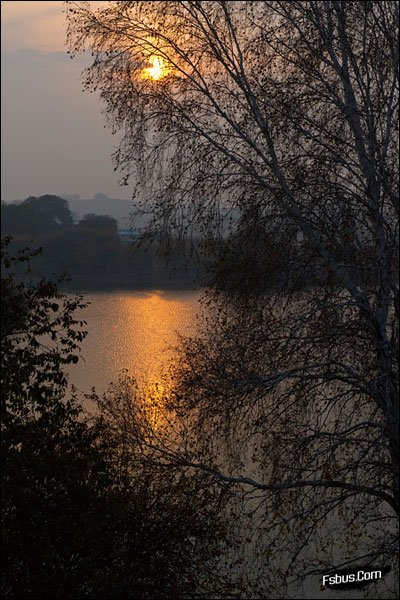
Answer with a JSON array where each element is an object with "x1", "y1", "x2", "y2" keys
[{"x1": 66, "y1": 290, "x2": 201, "y2": 397}]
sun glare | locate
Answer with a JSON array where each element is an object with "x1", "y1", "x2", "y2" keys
[{"x1": 143, "y1": 54, "x2": 169, "y2": 80}]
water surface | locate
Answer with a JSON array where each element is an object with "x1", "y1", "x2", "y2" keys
[{"x1": 66, "y1": 290, "x2": 200, "y2": 395}]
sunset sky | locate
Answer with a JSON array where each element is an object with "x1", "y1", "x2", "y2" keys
[{"x1": 1, "y1": 1, "x2": 132, "y2": 201}]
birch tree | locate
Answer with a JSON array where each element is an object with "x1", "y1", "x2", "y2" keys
[{"x1": 67, "y1": 1, "x2": 399, "y2": 591}]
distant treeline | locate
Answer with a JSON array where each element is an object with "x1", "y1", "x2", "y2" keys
[
  {"x1": 1, "y1": 195, "x2": 379, "y2": 293},
  {"x1": 1, "y1": 196, "x2": 199, "y2": 290}
]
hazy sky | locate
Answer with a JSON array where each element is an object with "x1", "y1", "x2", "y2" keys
[{"x1": 1, "y1": 1, "x2": 132, "y2": 201}]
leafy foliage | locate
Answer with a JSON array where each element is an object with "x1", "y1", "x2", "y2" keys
[
  {"x1": 1, "y1": 237, "x2": 87, "y2": 425},
  {"x1": 1, "y1": 238, "x2": 233, "y2": 598}
]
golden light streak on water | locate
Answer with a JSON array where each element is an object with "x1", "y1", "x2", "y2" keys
[{"x1": 67, "y1": 290, "x2": 199, "y2": 426}]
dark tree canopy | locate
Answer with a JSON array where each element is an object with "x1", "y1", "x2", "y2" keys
[
  {"x1": 80, "y1": 212, "x2": 118, "y2": 230},
  {"x1": 1, "y1": 198, "x2": 125, "y2": 280},
  {"x1": 1, "y1": 237, "x2": 235, "y2": 598},
  {"x1": 23, "y1": 195, "x2": 73, "y2": 227},
  {"x1": 1, "y1": 195, "x2": 73, "y2": 237}
]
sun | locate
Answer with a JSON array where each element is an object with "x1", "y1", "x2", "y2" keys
[{"x1": 143, "y1": 54, "x2": 170, "y2": 80}]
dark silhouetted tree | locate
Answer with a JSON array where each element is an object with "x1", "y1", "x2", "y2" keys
[
  {"x1": 66, "y1": 2, "x2": 399, "y2": 594},
  {"x1": 1, "y1": 237, "x2": 234, "y2": 599}
]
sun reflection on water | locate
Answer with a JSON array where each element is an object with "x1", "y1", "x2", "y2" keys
[{"x1": 68, "y1": 290, "x2": 199, "y2": 425}]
